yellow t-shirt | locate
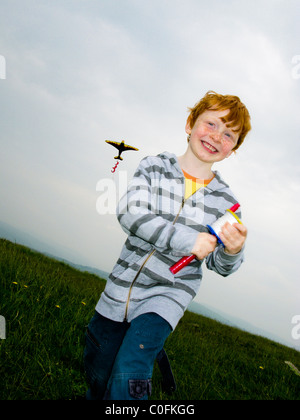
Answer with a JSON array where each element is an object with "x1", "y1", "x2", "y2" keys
[{"x1": 182, "y1": 170, "x2": 214, "y2": 200}]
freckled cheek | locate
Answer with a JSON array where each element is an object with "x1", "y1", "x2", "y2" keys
[
  {"x1": 221, "y1": 142, "x2": 234, "y2": 155},
  {"x1": 193, "y1": 126, "x2": 210, "y2": 138}
]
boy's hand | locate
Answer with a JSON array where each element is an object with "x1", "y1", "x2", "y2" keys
[
  {"x1": 219, "y1": 222, "x2": 247, "y2": 255},
  {"x1": 192, "y1": 232, "x2": 217, "y2": 260}
]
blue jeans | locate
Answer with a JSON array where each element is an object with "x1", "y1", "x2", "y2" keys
[{"x1": 83, "y1": 311, "x2": 172, "y2": 400}]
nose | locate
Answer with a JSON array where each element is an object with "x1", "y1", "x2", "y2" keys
[{"x1": 210, "y1": 130, "x2": 221, "y2": 142}]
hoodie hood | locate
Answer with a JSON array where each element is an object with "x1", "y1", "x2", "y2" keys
[{"x1": 157, "y1": 151, "x2": 230, "y2": 192}]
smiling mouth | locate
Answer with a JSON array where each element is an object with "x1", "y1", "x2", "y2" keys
[{"x1": 201, "y1": 140, "x2": 218, "y2": 153}]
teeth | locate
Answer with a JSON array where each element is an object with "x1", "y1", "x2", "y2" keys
[{"x1": 203, "y1": 141, "x2": 217, "y2": 152}]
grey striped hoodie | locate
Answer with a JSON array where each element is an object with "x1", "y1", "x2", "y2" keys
[{"x1": 96, "y1": 152, "x2": 244, "y2": 330}]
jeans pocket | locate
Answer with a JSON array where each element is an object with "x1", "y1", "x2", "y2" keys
[
  {"x1": 86, "y1": 327, "x2": 101, "y2": 348},
  {"x1": 128, "y1": 379, "x2": 152, "y2": 399}
]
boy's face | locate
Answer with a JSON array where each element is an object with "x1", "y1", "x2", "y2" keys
[{"x1": 185, "y1": 109, "x2": 240, "y2": 164}]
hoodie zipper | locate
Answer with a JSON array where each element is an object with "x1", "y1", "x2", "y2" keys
[
  {"x1": 123, "y1": 197, "x2": 185, "y2": 322},
  {"x1": 123, "y1": 249, "x2": 156, "y2": 321}
]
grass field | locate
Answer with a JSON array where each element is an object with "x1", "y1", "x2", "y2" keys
[{"x1": 0, "y1": 238, "x2": 299, "y2": 400}]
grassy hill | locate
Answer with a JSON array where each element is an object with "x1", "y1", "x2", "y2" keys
[{"x1": 0, "y1": 238, "x2": 299, "y2": 400}]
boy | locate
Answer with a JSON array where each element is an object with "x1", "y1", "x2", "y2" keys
[{"x1": 84, "y1": 91, "x2": 251, "y2": 400}]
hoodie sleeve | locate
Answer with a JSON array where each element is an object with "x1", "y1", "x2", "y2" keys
[
  {"x1": 205, "y1": 244, "x2": 244, "y2": 277},
  {"x1": 117, "y1": 157, "x2": 199, "y2": 256}
]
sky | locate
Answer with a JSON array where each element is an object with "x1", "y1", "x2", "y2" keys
[{"x1": 0, "y1": 0, "x2": 299, "y2": 350}]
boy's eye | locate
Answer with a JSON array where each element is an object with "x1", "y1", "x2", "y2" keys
[{"x1": 223, "y1": 132, "x2": 237, "y2": 143}]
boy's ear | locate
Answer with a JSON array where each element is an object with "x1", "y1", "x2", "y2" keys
[{"x1": 185, "y1": 118, "x2": 192, "y2": 135}]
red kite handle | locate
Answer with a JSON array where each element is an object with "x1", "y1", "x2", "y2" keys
[{"x1": 170, "y1": 255, "x2": 196, "y2": 275}]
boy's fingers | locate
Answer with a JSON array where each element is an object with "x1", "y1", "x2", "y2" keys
[
  {"x1": 222, "y1": 222, "x2": 247, "y2": 236},
  {"x1": 220, "y1": 223, "x2": 247, "y2": 255},
  {"x1": 220, "y1": 223, "x2": 247, "y2": 243},
  {"x1": 232, "y1": 223, "x2": 247, "y2": 236}
]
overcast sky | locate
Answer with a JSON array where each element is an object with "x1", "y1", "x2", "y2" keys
[{"x1": 0, "y1": 0, "x2": 299, "y2": 350}]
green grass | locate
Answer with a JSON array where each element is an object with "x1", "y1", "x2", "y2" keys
[{"x1": 0, "y1": 238, "x2": 299, "y2": 400}]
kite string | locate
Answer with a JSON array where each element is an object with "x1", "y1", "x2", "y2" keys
[{"x1": 111, "y1": 161, "x2": 119, "y2": 173}]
